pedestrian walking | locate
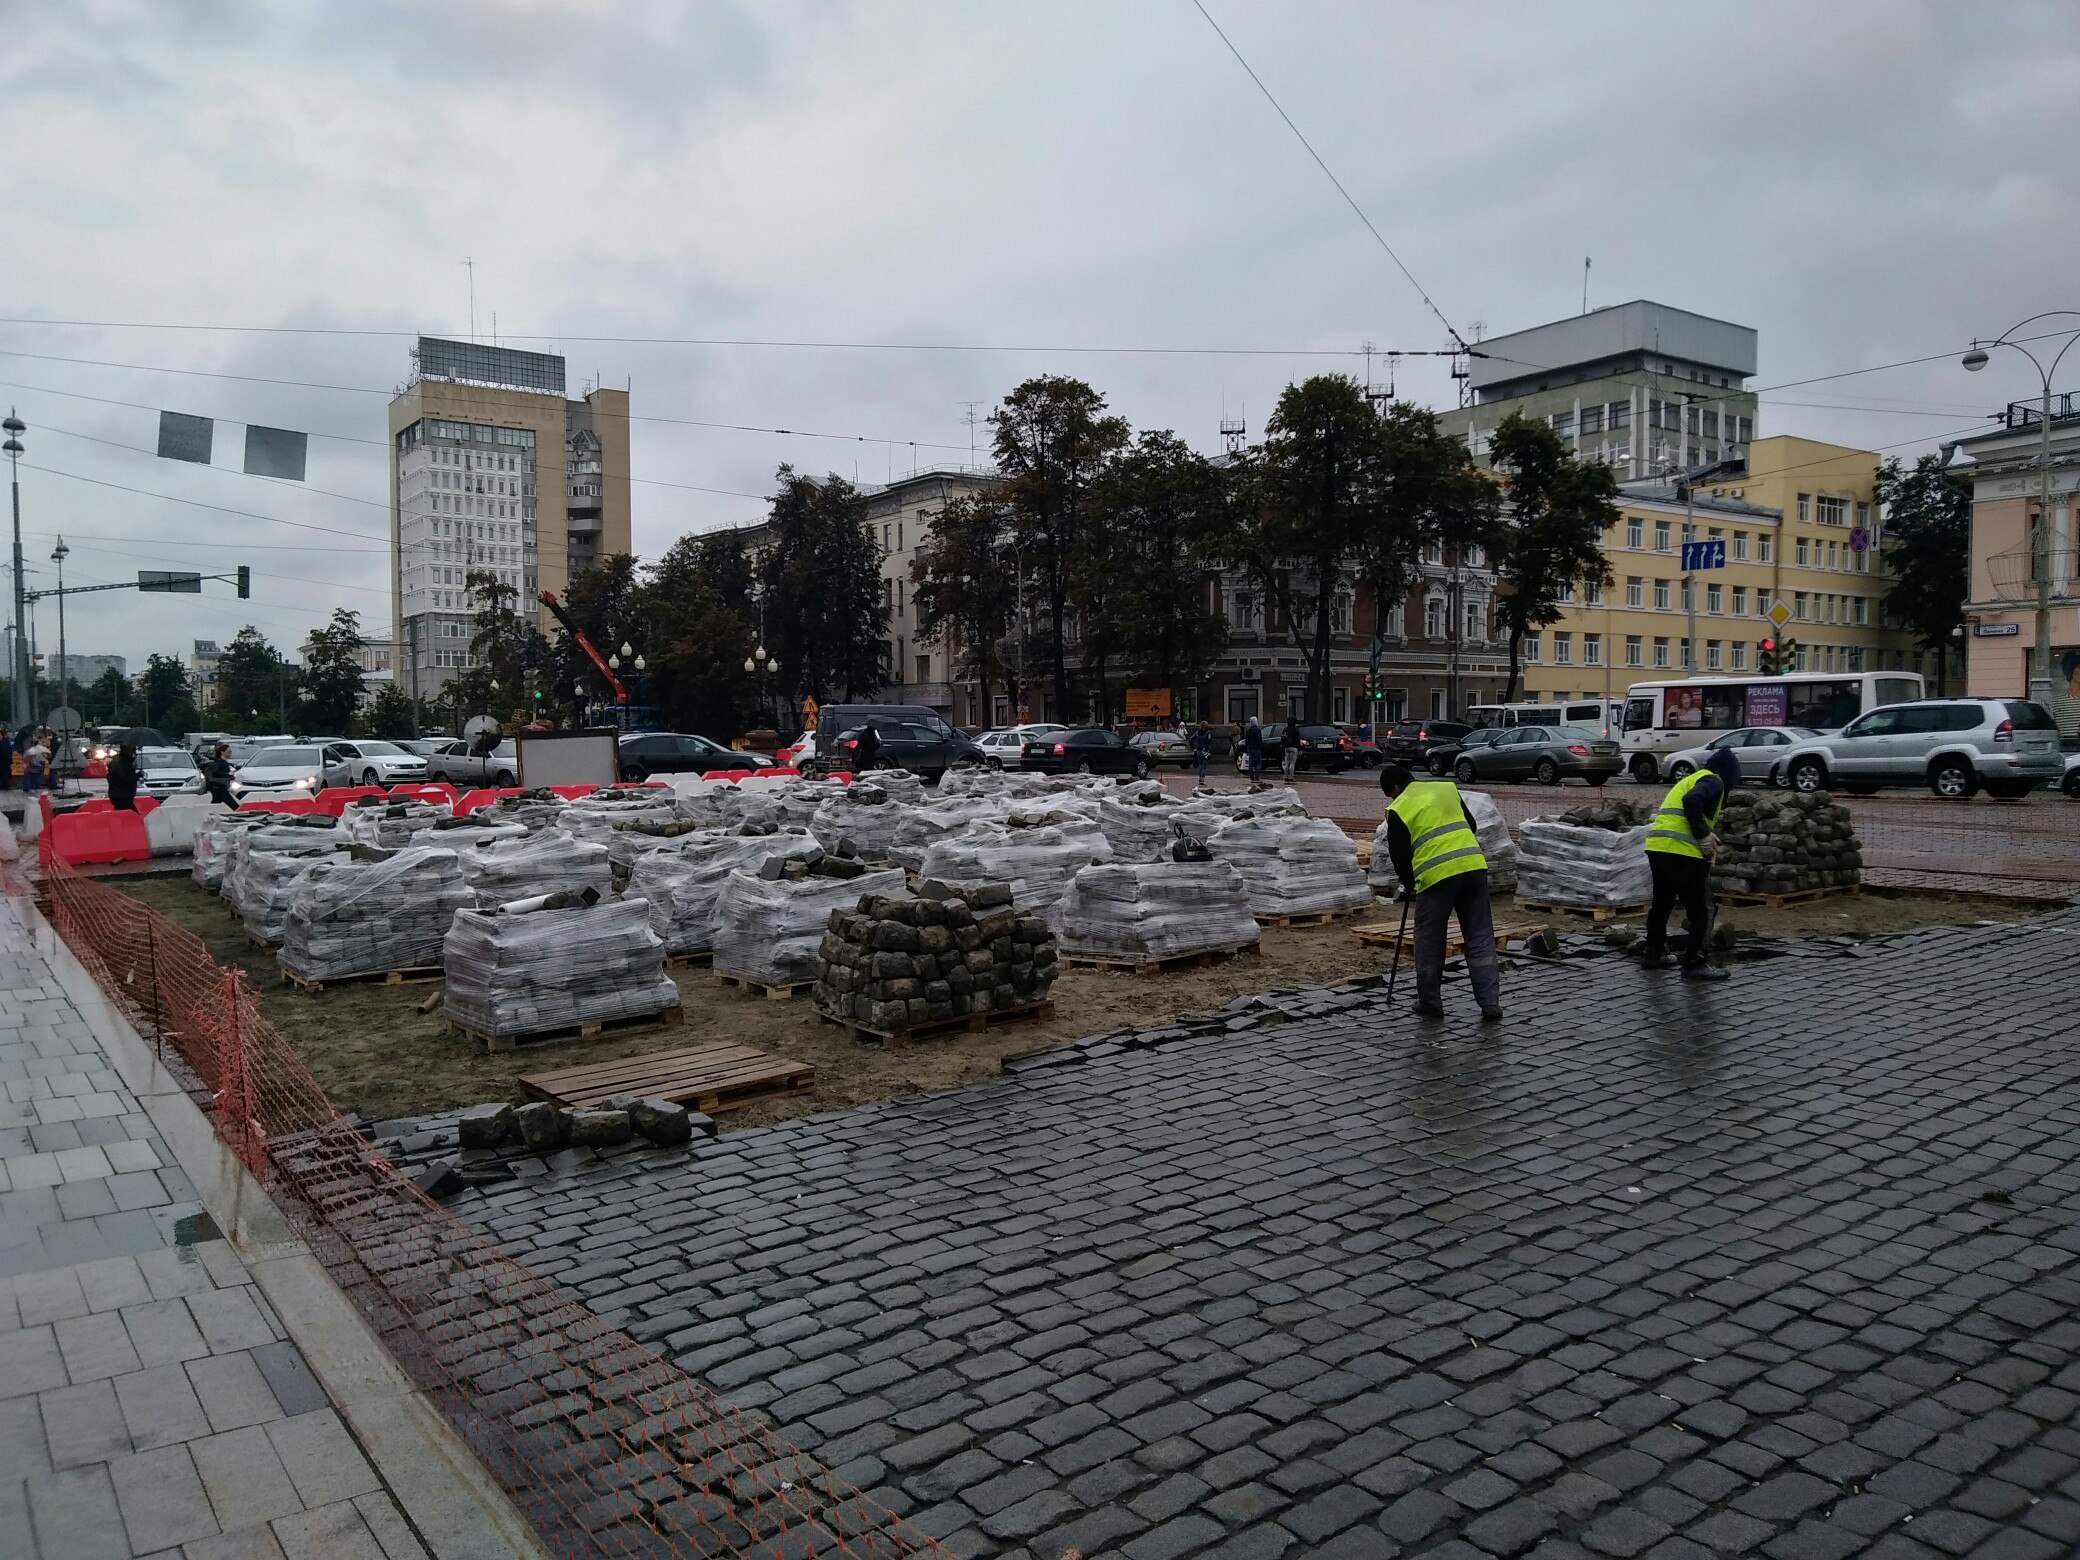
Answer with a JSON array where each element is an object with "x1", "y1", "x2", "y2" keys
[
  {"x1": 1640, "y1": 746, "x2": 1740, "y2": 981},
  {"x1": 1379, "y1": 763, "x2": 1502, "y2": 1020},
  {"x1": 1242, "y1": 717, "x2": 1264, "y2": 786},
  {"x1": 1282, "y1": 713, "x2": 1302, "y2": 780},
  {"x1": 203, "y1": 743, "x2": 238, "y2": 809},
  {"x1": 106, "y1": 744, "x2": 139, "y2": 811},
  {"x1": 1190, "y1": 720, "x2": 1214, "y2": 787},
  {"x1": 21, "y1": 731, "x2": 50, "y2": 794},
  {"x1": 852, "y1": 721, "x2": 882, "y2": 773}
]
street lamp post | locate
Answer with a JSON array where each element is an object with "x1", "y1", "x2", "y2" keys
[
  {"x1": 51, "y1": 537, "x2": 68, "y2": 786},
  {"x1": 4, "y1": 412, "x2": 26, "y2": 727},
  {"x1": 1962, "y1": 312, "x2": 2080, "y2": 707}
]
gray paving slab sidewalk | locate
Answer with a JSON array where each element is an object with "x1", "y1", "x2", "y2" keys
[
  {"x1": 0, "y1": 908, "x2": 429, "y2": 1560},
  {"x1": 451, "y1": 912, "x2": 2080, "y2": 1559}
]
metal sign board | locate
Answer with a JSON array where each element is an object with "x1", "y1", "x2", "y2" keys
[
  {"x1": 1848, "y1": 525, "x2": 1871, "y2": 554},
  {"x1": 138, "y1": 571, "x2": 204, "y2": 593},
  {"x1": 156, "y1": 411, "x2": 214, "y2": 465},
  {"x1": 1972, "y1": 622, "x2": 2021, "y2": 637},
  {"x1": 1679, "y1": 539, "x2": 1727, "y2": 572},
  {"x1": 1767, "y1": 600, "x2": 1792, "y2": 628}
]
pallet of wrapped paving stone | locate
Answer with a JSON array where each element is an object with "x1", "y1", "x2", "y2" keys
[
  {"x1": 1716, "y1": 884, "x2": 1859, "y2": 908},
  {"x1": 280, "y1": 965, "x2": 442, "y2": 996},
  {"x1": 1252, "y1": 904, "x2": 1374, "y2": 928},
  {"x1": 518, "y1": 1039, "x2": 812, "y2": 1113},
  {"x1": 446, "y1": 1003, "x2": 684, "y2": 1055},
  {"x1": 1060, "y1": 942, "x2": 1261, "y2": 976},
  {"x1": 1518, "y1": 899, "x2": 1647, "y2": 923},
  {"x1": 714, "y1": 970, "x2": 816, "y2": 1000},
  {"x1": 817, "y1": 998, "x2": 1055, "y2": 1047}
]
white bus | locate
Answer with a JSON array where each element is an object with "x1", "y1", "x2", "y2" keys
[
  {"x1": 1467, "y1": 699, "x2": 1627, "y2": 736},
  {"x1": 1618, "y1": 671, "x2": 1925, "y2": 783}
]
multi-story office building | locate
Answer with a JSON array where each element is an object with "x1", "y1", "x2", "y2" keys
[
  {"x1": 189, "y1": 640, "x2": 221, "y2": 711},
  {"x1": 1444, "y1": 300, "x2": 1759, "y2": 481},
  {"x1": 387, "y1": 337, "x2": 630, "y2": 700},
  {"x1": 861, "y1": 469, "x2": 1000, "y2": 723},
  {"x1": 49, "y1": 653, "x2": 125, "y2": 686}
]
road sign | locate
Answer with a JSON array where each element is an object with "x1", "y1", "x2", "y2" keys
[
  {"x1": 138, "y1": 571, "x2": 203, "y2": 593},
  {"x1": 1972, "y1": 622, "x2": 2020, "y2": 638},
  {"x1": 1848, "y1": 525, "x2": 1871, "y2": 554},
  {"x1": 1679, "y1": 539, "x2": 1727, "y2": 572},
  {"x1": 1768, "y1": 600, "x2": 1792, "y2": 629}
]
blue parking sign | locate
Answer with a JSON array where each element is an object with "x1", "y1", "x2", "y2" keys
[{"x1": 1680, "y1": 539, "x2": 1726, "y2": 571}]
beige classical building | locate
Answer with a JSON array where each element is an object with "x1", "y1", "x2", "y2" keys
[{"x1": 387, "y1": 337, "x2": 630, "y2": 700}]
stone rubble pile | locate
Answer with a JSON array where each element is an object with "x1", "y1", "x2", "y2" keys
[
  {"x1": 442, "y1": 895, "x2": 679, "y2": 1039},
  {"x1": 1205, "y1": 815, "x2": 1372, "y2": 917},
  {"x1": 712, "y1": 861, "x2": 908, "y2": 988},
  {"x1": 813, "y1": 881, "x2": 1060, "y2": 1033},
  {"x1": 1052, "y1": 860, "x2": 1260, "y2": 963},
  {"x1": 279, "y1": 847, "x2": 473, "y2": 981},
  {"x1": 1711, "y1": 790, "x2": 1863, "y2": 896}
]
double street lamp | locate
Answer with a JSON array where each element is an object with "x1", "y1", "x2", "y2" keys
[
  {"x1": 607, "y1": 641, "x2": 645, "y2": 728},
  {"x1": 743, "y1": 643, "x2": 781, "y2": 727},
  {"x1": 1963, "y1": 312, "x2": 2080, "y2": 707}
]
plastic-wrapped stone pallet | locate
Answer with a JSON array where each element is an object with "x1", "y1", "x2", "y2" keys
[
  {"x1": 1710, "y1": 789, "x2": 1862, "y2": 897},
  {"x1": 1093, "y1": 797, "x2": 1186, "y2": 863},
  {"x1": 591, "y1": 817, "x2": 723, "y2": 875},
  {"x1": 237, "y1": 844, "x2": 352, "y2": 943},
  {"x1": 1053, "y1": 860, "x2": 1259, "y2": 963},
  {"x1": 1368, "y1": 788, "x2": 1516, "y2": 897},
  {"x1": 409, "y1": 816, "x2": 530, "y2": 853},
  {"x1": 279, "y1": 847, "x2": 474, "y2": 981},
  {"x1": 192, "y1": 812, "x2": 268, "y2": 890},
  {"x1": 807, "y1": 782, "x2": 914, "y2": 861},
  {"x1": 470, "y1": 792, "x2": 567, "y2": 832},
  {"x1": 442, "y1": 896, "x2": 680, "y2": 1040},
  {"x1": 1515, "y1": 799, "x2": 1653, "y2": 908},
  {"x1": 1205, "y1": 815, "x2": 1372, "y2": 917},
  {"x1": 917, "y1": 819, "x2": 1115, "y2": 918},
  {"x1": 814, "y1": 883, "x2": 1059, "y2": 1033},
  {"x1": 221, "y1": 818, "x2": 342, "y2": 908},
  {"x1": 341, "y1": 799, "x2": 451, "y2": 849},
  {"x1": 712, "y1": 864, "x2": 907, "y2": 987},
  {"x1": 626, "y1": 829, "x2": 824, "y2": 954},
  {"x1": 888, "y1": 796, "x2": 1014, "y2": 871},
  {"x1": 459, "y1": 833, "x2": 613, "y2": 902},
  {"x1": 1171, "y1": 788, "x2": 1309, "y2": 846}
]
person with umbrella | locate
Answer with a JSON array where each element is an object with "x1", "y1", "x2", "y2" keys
[{"x1": 106, "y1": 744, "x2": 139, "y2": 811}]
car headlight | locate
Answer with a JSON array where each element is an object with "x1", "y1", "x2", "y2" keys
[{"x1": 230, "y1": 780, "x2": 247, "y2": 793}]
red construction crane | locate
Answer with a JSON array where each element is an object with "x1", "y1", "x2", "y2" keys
[{"x1": 538, "y1": 590, "x2": 629, "y2": 707}]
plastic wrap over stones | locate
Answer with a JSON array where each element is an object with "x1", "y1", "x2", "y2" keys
[
  {"x1": 627, "y1": 830, "x2": 825, "y2": 955},
  {"x1": 1516, "y1": 809, "x2": 1654, "y2": 907},
  {"x1": 279, "y1": 846, "x2": 474, "y2": 980},
  {"x1": 815, "y1": 885, "x2": 1059, "y2": 1030},
  {"x1": 1370, "y1": 788, "x2": 1516, "y2": 896},
  {"x1": 713, "y1": 866, "x2": 908, "y2": 987},
  {"x1": 1712, "y1": 789, "x2": 1863, "y2": 895},
  {"x1": 409, "y1": 816, "x2": 530, "y2": 852},
  {"x1": 1054, "y1": 860, "x2": 1260, "y2": 961},
  {"x1": 232, "y1": 837, "x2": 352, "y2": 942},
  {"x1": 459, "y1": 832, "x2": 614, "y2": 902},
  {"x1": 1093, "y1": 797, "x2": 1186, "y2": 863},
  {"x1": 1171, "y1": 786, "x2": 1308, "y2": 844},
  {"x1": 191, "y1": 811, "x2": 268, "y2": 889},
  {"x1": 443, "y1": 897, "x2": 680, "y2": 1038},
  {"x1": 916, "y1": 821, "x2": 1114, "y2": 916},
  {"x1": 340, "y1": 797, "x2": 451, "y2": 848},
  {"x1": 807, "y1": 784, "x2": 913, "y2": 860},
  {"x1": 1206, "y1": 814, "x2": 1372, "y2": 916}
]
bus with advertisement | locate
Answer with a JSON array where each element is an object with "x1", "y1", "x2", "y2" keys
[{"x1": 1618, "y1": 671, "x2": 1925, "y2": 783}]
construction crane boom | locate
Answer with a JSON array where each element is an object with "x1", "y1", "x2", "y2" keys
[{"x1": 537, "y1": 590, "x2": 629, "y2": 706}]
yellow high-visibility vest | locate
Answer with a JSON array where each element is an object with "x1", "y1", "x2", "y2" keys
[
  {"x1": 1645, "y1": 767, "x2": 1721, "y2": 859},
  {"x1": 1389, "y1": 780, "x2": 1488, "y2": 893}
]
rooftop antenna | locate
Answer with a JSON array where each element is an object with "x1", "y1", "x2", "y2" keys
[
  {"x1": 960, "y1": 400, "x2": 985, "y2": 465},
  {"x1": 1220, "y1": 399, "x2": 1246, "y2": 456},
  {"x1": 1581, "y1": 257, "x2": 1591, "y2": 315},
  {"x1": 464, "y1": 257, "x2": 476, "y2": 341}
]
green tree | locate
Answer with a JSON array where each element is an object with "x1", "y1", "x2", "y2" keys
[
  {"x1": 641, "y1": 534, "x2": 758, "y2": 738},
  {"x1": 1876, "y1": 453, "x2": 1971, "y2": 693},
  {"x1": 1369, "y1": 402, "x2": 1498, "y2": 636},
  {"x1": 213, "y1": 626, "x2": 293, "y2": 733},
  {"x1": 761, "y1": 467, "x2": 888, "y2": 707},
  {"x1": 298, "y1": 609, "x2": 366, "y2": 736},
  {"x1": 363, "y1": 682, "x2": 417, "y2": 740},
  {"x1": 552, "y1": 554, "x2": 640, "y2": 721},
  {"x1": 912, "y1": 493, "x2": 1020, "y2": 722},
  {"x1": 136, "y1": 654, "x2": 195, "y2": 735},
  {"x1": 86, "y1": 666, "x2": 132, "y2": 729},
  {"x1": 1486, "y1": 412, "x2": 1619, "y2": 701},
  {"x1": 991, "y1": 377, "x2": 1129, "y2": 717}
]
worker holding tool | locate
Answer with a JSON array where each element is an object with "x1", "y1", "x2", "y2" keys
[
  {"x1": 1378, "y1": 763, "x2": 1502, "y2": 1021},
  {"x1": 1641, "y1": 745, "x2": 1741, "y2": 980}
]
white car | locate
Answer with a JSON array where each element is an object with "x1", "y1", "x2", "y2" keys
[
  {"x1": 2062, "y1": 748, "x2": 2079, "y2": 798},
  {"x1": 974, "y1": 724, "x2": 1065, "y2": 770},
  {"x1": 319, "y1": 739, "x2": 430, "y2": 788},
  {"x1": 231, "y1": 744, "x2": 328, "y2": 798},
  {"x1": 135, "y1": 747, "x2": 205, "y2": 799},
  {"x1": 1657, "y1": 726, "x2": 1820, "y2": 787}
]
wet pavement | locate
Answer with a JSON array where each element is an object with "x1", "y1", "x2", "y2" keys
[{"x1": 445, "y1": 912, "x2": 2080, "y2": 1559}]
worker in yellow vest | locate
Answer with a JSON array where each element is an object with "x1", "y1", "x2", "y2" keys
[
  {"x1": 1641, "y1": 746, "x2": 1741, "y2": 980},
  {"x1": 1379, "y1": 764, "x2": 1502, "y2": 1021}
]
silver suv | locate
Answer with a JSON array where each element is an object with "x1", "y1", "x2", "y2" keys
[{"x1": 1780, "y1": 698, "x2": 2062, "y2": 799}]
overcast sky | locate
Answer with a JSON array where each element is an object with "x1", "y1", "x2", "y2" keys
[{"x1": 3, "y1": 0, "x2": 2078, "y2": 668}]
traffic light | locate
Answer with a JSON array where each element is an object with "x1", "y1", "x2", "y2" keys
[
  {"x1": 1757, "y1": 637, "x2": 1778, "y2": 674},
  {"x1": 235, "y1": 565, "x2": 250, "y2": 599}
]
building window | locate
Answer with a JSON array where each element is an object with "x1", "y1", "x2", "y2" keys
[
  {"x1": 915, "y1": 653, "x2": 932, "y2": 682},
  {"x1": 1796, "y1": 538, "x2": 1810, "y2": 567},
  {"x1": 1422, "y1": 540, "x2": 1444, "y2": 566},
  {"x1": 1624, "y1": 634, "x2": 1643, "y2": 667},
  {"x1": 1430, "y1": 688, "x2": 1446, "y2": 719},
  {"x1": 1797, "y1": 493, "x2": 1812, "y2": 523},
  {"x1": 1425, "y1": 597, "x2": 1446, "y2": 638},
  {"x1": 1817, "y1": 495, "x2": 1848, "y2": 526},
  {"x1": 1847, "y1": 646, "x2": 1865, "y2": 672},
  {"x1": 1654, "y1": 578, "x2": 1671, "y2": 610},
  {"x1": 1523, "y1": 633, "x2": 1541, "y2": 663},
  {"x1": 1654, "y1": 520, "x2": 1672, "y2": 552},
  {"x1": 1794, "y1": 592, "x2": 1810, "y2": 621},
  {"x1": 1652, "y1": 637, "x2": 1671, "y2": 668},
  {"x1": 1550, "y1": 410, "x2": 1574, "y2": 436},
  {"x1": 1583, "y1": 577, "x2": 1603, "y2": 605},
  {"x1": 1584, "y1": 633, "x2": 1603, "y2": 666},
  {"x1": 1608, "y1": 401, "x2": 1631, "y2": 430},
  {"x1": 1626, "y1": 577, "x2": 1644, "y2": 607},
  {"x1": 1732, "y1": 585, "x2": 1748, "y2": 615},
  {"x1": 1580, "y1": 405, "x2": 1604, "y2": 435},
  {"x1": 1758, "y1": 535, "x2": 1773, "y2": 564},
  {"x1": 1464, "y1": 601, "x2": 1483, "y2": 641},
  {"x1": 1706, "y1": 640, "x2": 1722, "y2": 670},
  {"x1": 1853, "y1": 596, "x2": 1868, "y2": 626},
  {"x1": 1681, "y1": 578, "x2": 1695, "y2": 610},
  {"x1": 1706, "y1": 583, "x2": 1723, "y2": 613},
  {"x1": 1627, "y1": 517, "x2": 1644, "y2": 549},
  {"x1": 1681, "y1": 638, "x2": 1694, "y2": 669},
  {"x1": 1552, "y1": 633, "x2": 1573, "y2": 665}
]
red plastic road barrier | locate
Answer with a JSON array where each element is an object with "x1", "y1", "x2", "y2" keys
[
  {"x1": 238, "y1": 797, "x2": 327, "y2": 815},
  {"x1": 453, "y1": 786, "x2": 529, "y2": 816},
  {"x1": 83, "y1": 758, "x2": 108, "y2": 780},
  {"x1": 548, "y1": 784, "x2": 598, "y2": 800},
  {"x1": 41, "y1": 808, "x2": 151, "y2": 866},
  {"x1": 74, "y1": 799, "x2": 113, "y2": 814},
  {"x1": 701, "y1": 770, "x2": 754, "y2": 784},
  {"x1": 387, "y1": 783, "x2": 457, "y2": 805},
  {"x1": 742, "y1": 767, "x2": 800, "y2": 781},
  {"x1": 313, "y1": 785, "x2": 385, "y2": 816}
]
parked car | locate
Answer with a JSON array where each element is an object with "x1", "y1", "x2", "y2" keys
[
  {"x1": 135, "y1": 747, "x2": 205, "y2": 799},
  {"x1": 1382, "y1": 719, "x2": 1472, "y2": 769},
  {"x1": 808, "y1": 703, "x2": 964, "y2": 759},
  {"x1": 319, "y1": 740, "x2": 431, "y2": 788},
  {"x1": 395, "y1": 737, "x2": 455, "y2": 758},
  {"x1": 2063, "y1": 743, "x2": 2080, "y2": 798},
  {"x1": 424, "y1": 738, "x2": 520, "y2": 788},
  {"x1": 1129, "y1": 729, "x2": 1195, "y2": 766},
  {"x1": 1452, "y1": 724, "x2": 1621, "y2": 786},
  {"x1": 829, "y1": 722, "x2": 987, "y2": 782},
  {"x1": 616, "y1": 732, "x2": 775, "y2": 782},
  {"x1": 1022, "y1": 728, "x2": 1154, "y2": 777},
  {"x1": 1780, "y1": 698, "x2": 2062, "y2": 799},
  {"x1": 973, "y1": 723, "x2": 1064, "y2": 770},
  {"x1": 1658, "y1": 726, "x2": 1820, "y2": 787},
  {"x1": 1423, "y1": 726, "x2": 1507, "y2": 776},
  {"x1": 1234, "y1": 723, "x2": 1354, "y2": 774},
  {"x1": 230, "y1": 744, "x2": 328, "y2": 798}
]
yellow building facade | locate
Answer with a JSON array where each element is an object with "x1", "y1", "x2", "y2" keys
[{"x1": 1518, "y1": 436, "x2": 1926, "y2": 706}]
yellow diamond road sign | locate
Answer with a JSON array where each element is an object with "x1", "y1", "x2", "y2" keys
[{"x1": 1768, "y1": 601, "x2": 1792, "y2": 629}]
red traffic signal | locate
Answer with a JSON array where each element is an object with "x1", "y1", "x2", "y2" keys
[{"x1": 1761, "y1": 637, "x2": 1776, "y2": 652}]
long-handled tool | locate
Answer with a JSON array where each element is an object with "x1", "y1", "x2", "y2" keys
[{"x1": 1384, "y1": 891, "x2": 1413, "y2": 1001}]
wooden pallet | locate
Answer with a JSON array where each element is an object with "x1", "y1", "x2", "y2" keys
[
  {"x1": 447, "y1": 1004, "x2": 684, "y2": 1056},
  {"x1": 1253, "y1": 905, "x2": 1373, "y2": 929},
  {"x1": 244, "y1": 929, "x2": 280, "y2": 951},
  {"x1": 1062, "y1": 943, "x2": 1260, "y2": 976},
  {"x1": 1353, "y1": 839, "x2": 1373, "y2": 867},
  {"x1": 665, "y1": 949, "x2": 713, "y2": 970},
  {"x1": 1517, "y1": 899, "x2": 1648, "y2": 923},
  {"x1": 518, "y1": 1038, "x2": 812, "y2": 1114},
  {"x1": 1716, "y1": 884, "x2": 1860, "y2": 908},
  {"x1": 817, "y1": 998, "x2": 1055, "y2": 1047},
  {"x1": 280, "y1": 965, "x2": 441, "y2": 996},
  {"x1": 714, "y1": 971, "x2": 816, "y2": 1001},
  {"x1": 1351, "y1": 922, "x2": 1537, "y2": 955}
]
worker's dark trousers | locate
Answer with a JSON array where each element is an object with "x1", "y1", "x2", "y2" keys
[
  {"x1": 1414, "y1": 869, "x2": 1502, "y2": 1013},
  {"x1": 1644, "y1": 852, "x2": 1712, "y2": 966}
]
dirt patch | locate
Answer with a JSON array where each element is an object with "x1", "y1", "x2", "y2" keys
[{"x1": 109, "y1": 873, "x2": 2049, "y2": 1130}]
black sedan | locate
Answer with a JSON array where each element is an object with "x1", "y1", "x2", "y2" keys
[
  {"x1": 1236, "y1": 723, "x2": 1355, "y2": 775},
  {"x1": 1021, "y1": 728, "x2": 1153, "y2": 777},
  {"x1": 829, "y1": 722, "x2": 986, "y2": 782},
  {"x1": 1382, "y1": 718, "x2": 1472, "y2": 768},
  {"x1": 617, "y1": 732, "x2": 775, "y2": 781}
]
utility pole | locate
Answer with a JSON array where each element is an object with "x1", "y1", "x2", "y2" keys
[
  {"x1": 51, "y1": 537, "x2": 68, "y2": 784},
  {"x1": 3, "y1": 412, "x2": 25, "y2": 728}
]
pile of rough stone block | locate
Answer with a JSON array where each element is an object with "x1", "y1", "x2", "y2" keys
[
  {"x1": 814, "y1": 882, "x2": 1060, "y2": 1034},
  {"x1": 1710, "y1": 789, "x2": 1862, "y2": 897},
  {"x1": 453, "y1": 1097, "x2": 709, "y2": 1155}
]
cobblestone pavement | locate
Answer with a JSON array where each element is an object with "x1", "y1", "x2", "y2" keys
[
  {"x1": 0, "y1": 911, "x2": 429, "y2": 1560},
  {"x1": 450, "y1": 912, "x2": 2080, "y2": 1560}
]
